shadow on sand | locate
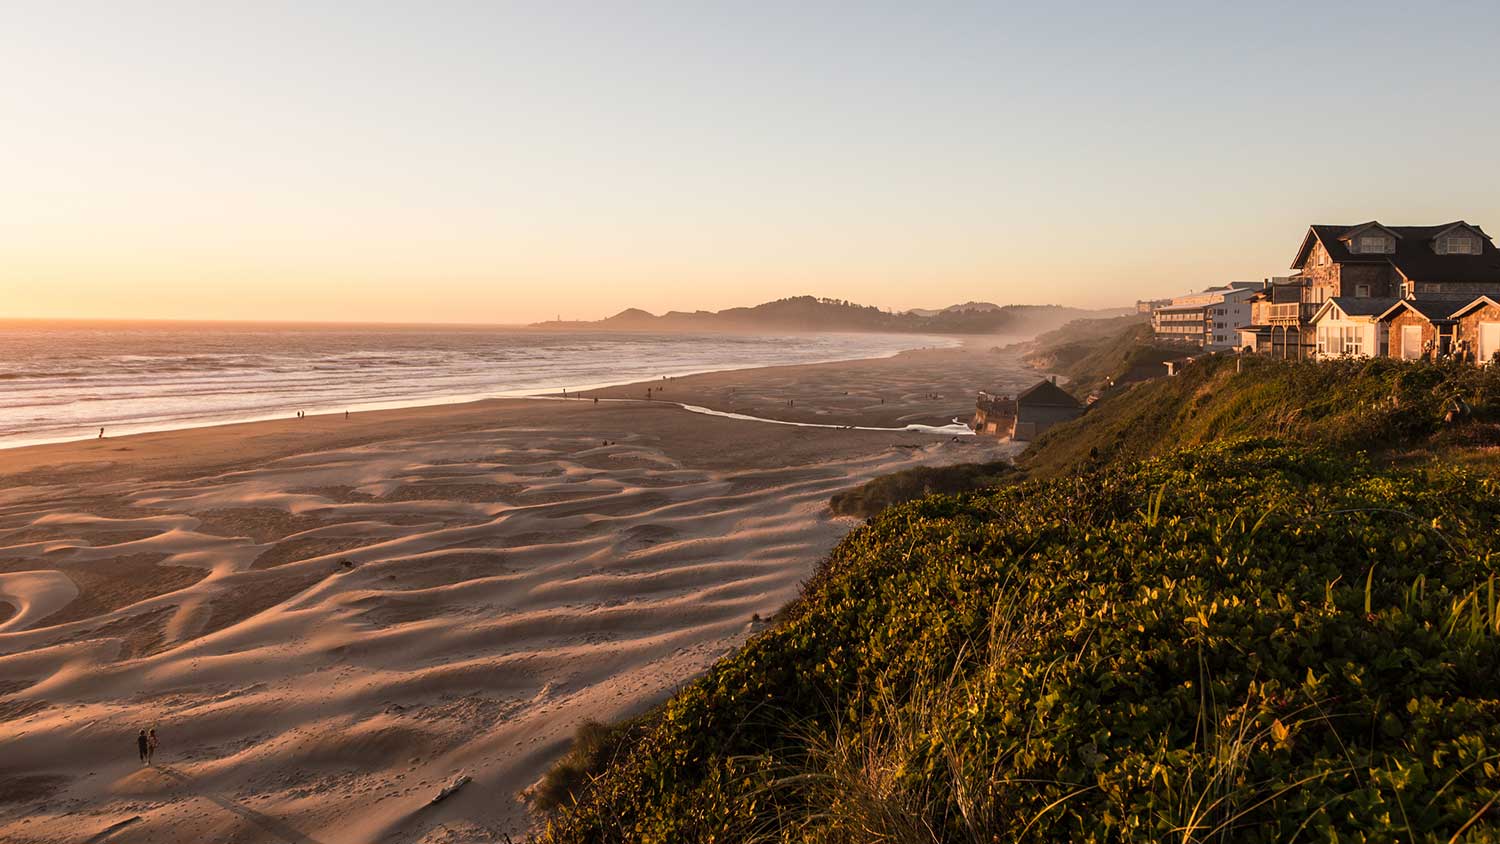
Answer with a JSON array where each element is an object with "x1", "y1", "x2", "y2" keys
[{"x1": 153, "y1": 766, "x2": 328, "y2": 844}]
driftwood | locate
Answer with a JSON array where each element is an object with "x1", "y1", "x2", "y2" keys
[{"x1": 428, "y1": 774, "x2": 471, "y2": 805}]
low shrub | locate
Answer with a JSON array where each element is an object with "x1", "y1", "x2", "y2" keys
[
  {"x1": 539, "y1": 441, "x2": 1500, "y2": 842},
  {"x1": 525, "y1": 718, "x2": 642, "y2": 813},
  {"x1": 829, "y1": 460, "x2": 1017, "y2": 518}
]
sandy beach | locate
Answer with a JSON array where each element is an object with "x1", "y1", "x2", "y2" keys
[{"x1": 0, "y1": 340, "x2": 1035, "y2": 844}]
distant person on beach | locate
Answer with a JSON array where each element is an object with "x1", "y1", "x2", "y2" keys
[
  {"x1": 99, "y1": 428, "x2": 104, "y2": 438},
  {"x1": 345, "y1": 410, "x2": 349, "y2": 419},
  {"x1": 147, "y1": 728, "x2": 159, "y2": 764},
  {"x1": 137, "y1": 729, "x2": 149, "y2": 765}
]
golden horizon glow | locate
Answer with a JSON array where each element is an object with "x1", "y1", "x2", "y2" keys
[{"x1": 3, "y1": 3, "x2": 1497, "y2": 324}]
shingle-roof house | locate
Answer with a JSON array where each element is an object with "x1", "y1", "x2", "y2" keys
[
  {"x1": 1293, "y1": 222, "x2": 1500, "y2": 302},
  {"x1": 1013, "y1": 380, "x2": 1083, "y2": 441},
  {"x1": 971, "y1": 379, "x2": 1084, "y2": 441},
  {"x1": 1257, "y1": 221, "x2": 1500, "y2": 361}
]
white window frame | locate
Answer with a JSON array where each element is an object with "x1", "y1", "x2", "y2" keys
[{"x1": 1443, "y1": 235, "x2": 1478, "y2": 255}]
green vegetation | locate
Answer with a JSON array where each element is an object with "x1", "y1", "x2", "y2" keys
[
  {"x1": 539, "y1": 442, "x2": 1500, "y2": 841},
  {"x1": 533, "y1": 340, "x2": 1500, "y2": 841},
  {"x1": 1021, "y1": 355, "x2": 1500, "y2": 479},
  {"x1": 526, "y1": 719, "x2": 643, "y2": 813},
  {"x1": 1023, "y1": 316, "x2": 1184, "y2": 397},
  {"x1": 829, "y1": 460, "x2": 1016, "y2": 519}
]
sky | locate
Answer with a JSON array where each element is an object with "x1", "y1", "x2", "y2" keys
[{"x1": 2, "y1": 1, "x2": 1498, "y2": 324}]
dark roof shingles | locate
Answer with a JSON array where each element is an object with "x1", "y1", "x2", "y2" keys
[
  {"x1": 1305, "y1": 223, "x2": 1500, "y2": 284},
  {"x1": 1017, "y1": 380, "x2": 1082, "y2": 408}
]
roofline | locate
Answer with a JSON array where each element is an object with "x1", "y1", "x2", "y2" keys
[
  {"x1": 1448, "y1": 295, "x2": 1500, "y2": 319},
  {"x1": 1374, "y1": 300, "x2": 1413, "y2": 321},
  {"x1": 1339, "y1": 222, "x2": 1403, "y2": 242},
  {"x1": 1310, "y1": 298, "x2": 1392, "y2": 323},
  {"x1": 1290, "y1": 227, "x2": 1319, "y2": 270},
  {"x1": 1374, "y1": 299, "x2": 1458, "y2": 323},
  {"x1": 1309, "y1": 300, "x2": 1340, "y2": 323},
  {"x1": 1428, "y1": 221, "x2": 1493, "y2": 243}
]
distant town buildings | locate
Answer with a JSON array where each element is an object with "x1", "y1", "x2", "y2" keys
[{"x1": 1149, "y1": 282, "x2": 1261, "y2": 351}]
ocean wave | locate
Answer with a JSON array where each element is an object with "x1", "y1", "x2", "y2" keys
[{"x1": 0, "y1": 328, "x2": 954, "y2": 446}]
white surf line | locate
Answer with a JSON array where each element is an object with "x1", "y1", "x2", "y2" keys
[
  {"x1": 0, "y1": 337, "x2": 965, "y2": 450},
  {"x1": 529, "y1": 394, "x2": 975, "y2": 435},
  {"x1": 675, "y1": 403, "x2": 975, "y2": 435}
]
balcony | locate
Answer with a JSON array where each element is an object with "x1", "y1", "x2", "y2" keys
[{"x1": 1267, "y1": 302, "x2": 1316, "y2": 326}]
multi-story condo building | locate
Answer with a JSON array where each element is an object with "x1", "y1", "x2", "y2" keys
[{"x1": 1150, "y1": 282, "x2": 1262, "y2": 350}]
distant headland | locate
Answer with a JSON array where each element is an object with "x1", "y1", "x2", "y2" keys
[{"x1": 531, "y1": 295, "x2": 1130, "y2": 335}]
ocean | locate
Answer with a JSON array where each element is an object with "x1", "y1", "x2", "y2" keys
[{"x1": 0, "y1": 322, "x2": 956, "y2": 449}]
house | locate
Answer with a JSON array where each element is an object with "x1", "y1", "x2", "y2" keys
[
  {"x1": 1013, "y1": 380, "x2": 1083, "y2": 440},
  {"x1": 971, "y1": 379, "x2": 1084, "y2": 441},
  {"x1": 1236, "y1": 277, "x2": 1314, "y2": 357},
  {"x1": 1292, "y1": 221, "x2": 1500, "y2": 302},
  {"x1": 1309, "y1": 297, "x2": 1401, "y2": 359},
  {"x1": 1150, "y1": 282, "x2": 1262, "y2": 350},
  {"x1": 1243, "y1": 221, "x2": 1500, "y2": 359}
]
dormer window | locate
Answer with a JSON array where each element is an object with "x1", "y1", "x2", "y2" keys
[
  {"x1": 1356, "y1": 234, "x2": 1392, "y2": 254},
  {"x1": 1440, "y1": 234, "x2": 1479, "y2": 255}
]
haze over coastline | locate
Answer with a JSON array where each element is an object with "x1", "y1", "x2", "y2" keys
[{"x1": 0, "y1": 322, "x2": 955, "y2": 448}]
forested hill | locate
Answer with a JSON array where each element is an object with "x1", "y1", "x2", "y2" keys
[{"x1": 532, "y1": 296, "x2": 1128, "y2": 335}]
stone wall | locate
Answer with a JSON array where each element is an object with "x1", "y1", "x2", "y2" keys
[
  {"x1": 1337, "y1": 263, "x2": 1398, "y2": 298},
  {"x1": 1299, "y1": 238, "x2": 1398, "y2": 299}
]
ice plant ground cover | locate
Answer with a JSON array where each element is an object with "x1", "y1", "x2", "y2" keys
[{"x1": 538, "y1": 440, "x2": 1500, "y2": 842}]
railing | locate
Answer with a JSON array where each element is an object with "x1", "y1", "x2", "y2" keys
[{"x1": 1268, "y1": 302, "x2": 1316, "y2": 325}]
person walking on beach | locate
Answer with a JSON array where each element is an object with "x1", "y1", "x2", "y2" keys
[
  {"x1": 147, "y1": 727, "x2": 159, "y2": 765},
  {"x1": 99, "y1": 427, "x2": 105, "y2": 439},
  {"x1": 137, "y1": 729, "x2": 149, "y2": 765}
]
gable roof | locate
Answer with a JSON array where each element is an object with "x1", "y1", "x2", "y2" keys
[
  {"x1": 1310, "y1": 297, "x2": 1403, "y2": 323},
  {"x1": 1290, "y1": 222, "x2": 1500, "y2": 283},
  {"x1": 1449, "y1": 296, "x2": 1500, "y2": 320},
  {"x1": 1016, "y1": 379, "x2": 1081, "y2": 408},
  {"x1": 1374, "y1": 295, "x2": 1475, "y2": 323}
]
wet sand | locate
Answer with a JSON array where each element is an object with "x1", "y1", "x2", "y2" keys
[{"x1": 0, "y1": 340, "x2": 1033, "y2": 844}]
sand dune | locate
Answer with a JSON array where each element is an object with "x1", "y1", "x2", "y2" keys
[{"x1": 0, "y1": 343, "x2": 1029, "y2": 843}]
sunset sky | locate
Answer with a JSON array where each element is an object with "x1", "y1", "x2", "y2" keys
[{"x1": 4, "y1": 1, "x2": 1498, "y2": 324}]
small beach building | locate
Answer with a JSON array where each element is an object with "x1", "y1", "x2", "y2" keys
[
  {"x1": 971, "y1": 379, "x2": 1084, "y2": 440},
  {"x1": 1013, "y1": 380, "x2": 1083, "y2": 440}
]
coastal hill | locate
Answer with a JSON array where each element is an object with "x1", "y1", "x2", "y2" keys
[
  {"x1": 535, "y1": 333, "x2": 1500, "y2": 842},
  {"x1": 532, "y1": 295, "x2": 1129, "y2": 335}
]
